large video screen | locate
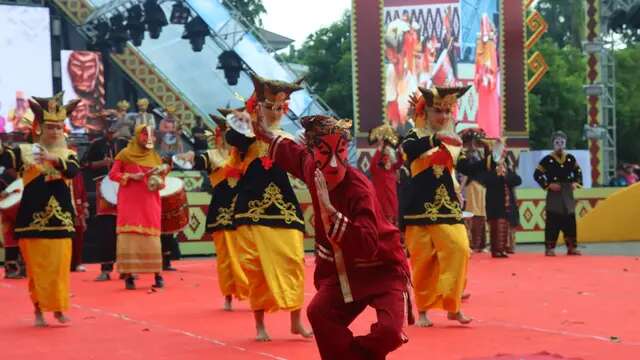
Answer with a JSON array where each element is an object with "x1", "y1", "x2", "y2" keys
[
  {"x1": 0, "y1": 5, "x2": 53, "y2": 133},
  {"x1": 61, "y1": 50, "x2": 106, "y2": 133},
  {"x1": 383, "y1": 0, "x2": 501, "y2": 137}
]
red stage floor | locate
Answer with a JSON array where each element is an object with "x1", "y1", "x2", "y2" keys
[{"x1": 1, "y1": 253, "x2": 639, "y2": 360}]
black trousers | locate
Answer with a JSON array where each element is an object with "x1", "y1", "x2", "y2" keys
[
  {"x1": 161, "y1": 234, "x2": 181, "y2": 260},
  {"x1": 544, "y1": 212, "x2": 577, "y2": 249}
]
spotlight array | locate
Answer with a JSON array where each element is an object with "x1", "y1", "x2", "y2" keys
[
  {"x1": 88, "y1": 0, "x2": 245, "y2": 86},
  {"x1": 90, "y1": 0, "x2": 198, "y2": 52}
]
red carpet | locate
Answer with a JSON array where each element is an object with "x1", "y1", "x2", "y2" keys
[{"x1": 1, "y1": 253, "x2": 639, "y2": 360}]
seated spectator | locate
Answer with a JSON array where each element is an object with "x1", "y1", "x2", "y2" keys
[
  {"x1": 624, "y1": 164, "x2": 639, "y2": 185},
  {"x1": 609, "y1": 164, "x2": 629, "y2": 187}
]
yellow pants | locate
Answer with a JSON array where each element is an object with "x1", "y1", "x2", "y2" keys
[
  {"x1": 213, "y1": 229, "x2": 249, "y2": 300},
  {"x1": 19, "y1": 238, "x2": 72, "y2": 312},
  {"x1": 405, "y1": 224, "x2": 470, "y2": 313},
  {"x1": 235, "y1": 225, "x2": 305, "y2": 312}
]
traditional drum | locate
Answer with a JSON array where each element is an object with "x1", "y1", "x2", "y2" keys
[
  {"x1": 0, "y1": 179, "x2": 24, "y2": 224},
  {"x1": 100, "y1": 176, "x2": 119, "y2": 206},
  {"x1": 160, "y1": 177, "x2": 188, "y2": 234},
  {"x1": 171, "y1": 154, "x2": 193, "y2": 170},
  {"x1": 95, "y1": 176, "x2": 117, "y2": 216}
]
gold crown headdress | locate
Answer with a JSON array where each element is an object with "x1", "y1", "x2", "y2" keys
[
  {"x1": 250, "y1": 73, "x2": 303, "y2": 110},
  {"x1": 29, "y1": 91, "x2": 80, "y2": 123},
  {"x1": 417, "y1": 85, "x2": 471, "y2": 112},
  {"x1": 300, "y1": 115, "x2": 352, "y2": 148},
  {"x1": 117, "y1": 100, "x2": 130, "y2": 111},
  {"x1": 368, "y1": 122, "x2": 400, "y2": 147}
]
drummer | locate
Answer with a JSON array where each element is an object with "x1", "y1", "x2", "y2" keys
[
  {"x1": 84, "y1": 124, "x2": 119, "y2": 281},
  {"x1": 175, "y1": 111, "x2": 249, "y2": 311},
  {"x1": 1, "y1": 91, "x2": 81, "y2": 327},
  {"x1": 0, "y1": 140, "x2": 24, "y2": 279},
  {"x1": 401, "y1": 86, "x2": 473, "y2": 327},
  {"x1": 108, "y1": 124, "x2": 169, "y2": 290}
]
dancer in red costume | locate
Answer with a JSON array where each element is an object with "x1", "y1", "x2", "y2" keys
[{"x1": 257, "y1": 113, "x2": 412, "y2": 360}]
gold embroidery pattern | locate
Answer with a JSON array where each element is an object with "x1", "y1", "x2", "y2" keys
[
  {"x1": 116, "y1": 224, "x2": 161, "y2": 236},
  {"x1": 235, "y1": 183, "x2": 303, "y2": 225},
  {"x1": 43, "y1": 166, "x2": 63, "y2": 182},
  {"x1": 19, "y1": 196, "x2": 74, "y2": 233},
  {"x1": 404, "y1": 184, "x2": 462, "y2": 221},
  {"x1": 210, "y1": 196, "x2": 237, "y2": 228},
  {"x1": 433, "y1": 165, "x2": 445, "y2": 179}
]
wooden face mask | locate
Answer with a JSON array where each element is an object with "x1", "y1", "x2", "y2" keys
[{"x1": 314, "y1": 133, "x2": 348, "y2": 187}]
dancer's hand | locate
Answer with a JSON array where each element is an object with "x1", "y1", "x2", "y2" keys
[
  {"x1": 314, "y1": 169, "x2": 336, "y2": 238},
  {"x1": 129, "y1": 173, "x2": 145, "y2": 181},
  {"x1": 548, "y1": 183, "x2": 561, "y2": 192},
  {"x1": 436, "y1": 132, "x2": 462, "y2": 147},
  {"x1": 34, "y1": 151, "x2": 59, "y2": 165}
]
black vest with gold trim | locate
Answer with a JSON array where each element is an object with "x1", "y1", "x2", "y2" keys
[
  {"x1": 233, "y1": 141, "x2": 304, "y2": 231},
  {"x1": 401, "y1": 129, "x2": 464, "y2": 226},
  {"x1": 193, "y1": 149, "x2": 239, "y2": 233},
  {"x1": 7, "y1": 144, "x2": 78, "y2": 239}
]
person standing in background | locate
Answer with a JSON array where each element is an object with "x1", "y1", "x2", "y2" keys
[
  {"x1": 191, "y1": 116, "x2": 210, "y2": 153},
  {"x1": 484, "y1": 139, "x2": 521, "y2": 258},
  {"x1": 533, "y1": 131, "x2": 583, "y2": 257},
  {"x1": 369, "y1": 123, "x2": 403, "y2": 226},
  {"x1": 84, "y1": 126, "x2": 119, "y2": 281},
  {"x1": 134, "y1": 98, "x2": 156, "y2": 130},
  {"x1": 457, "y1": 128, "x2": 490, "y2": 253}
]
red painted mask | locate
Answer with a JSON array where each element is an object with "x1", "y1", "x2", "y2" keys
[
  {"x1": 68, "y1": 51, "x2": 100, "y2": 95},
  {"x1": 314, "y1": 133, "x2": 348, "y2": 188}
]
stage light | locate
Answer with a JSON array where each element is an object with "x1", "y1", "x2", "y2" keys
[
  {"x1": 217, "y1": 50, "x2": 244, "y2": 86},
  {"x1": 92, "y1": 20, "x2": 111, "y2": 50},
  {"x1": 143, "y1": 0, "x2": 169, "y2": 39},
  {"x1": 628, "y1": 3, "x2": 640, "y2": 29},
  {"x1": 109, "y1": 13, "x2": 129, "y2": 54},
  {"x1": 126, "y1": 5, "x2": 145, "y2": 46},
  {"x1": 170, "y1": 1, "x2": 190, "y2": 25},
  {"x1": 182, "y1": 16, "x2": 210, "y2": 52}
]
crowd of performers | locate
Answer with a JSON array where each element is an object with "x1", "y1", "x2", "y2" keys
[{"x1": 0, "y1": 74, "x2": 584, "y2": 359}]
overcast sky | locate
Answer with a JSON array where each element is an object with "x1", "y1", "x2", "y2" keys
[{"x1": 261, "y1": 0, "x2": 350, "y2": 48}]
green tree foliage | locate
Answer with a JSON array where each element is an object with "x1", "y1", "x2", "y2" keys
[
  {"x1": 530, "y1": 1, "x2": 640, "y2": 165},
  {"x1": 283, "y1": 12, "x2": 353, "y2": 119},
  {"x1": 223, "y1": 0, "x2": 266, "y2": 27},
  {"x1": 528, "y1": 39, "x2": 587, "y2": 150},
  {"x1": 535, "y1": 0, "x2": 585, "y2": 48},
  {"x1": 615, "y1": 44, "x2": 640, "y2": 163}
]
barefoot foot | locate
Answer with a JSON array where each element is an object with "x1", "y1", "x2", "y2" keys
[
  {"x1": 291, "y1": 323, "x2": 314, "y2": 338},
  {"x1": 256, "y1": 326, "x2": 271, "y2": 342},
  {"x1": 223, "y1": 295, "x2": 232, "y2": 312},
  {"x1": 34, "y1": 311, "x2": 47, "y2": 328},
  {"x1": 447, "y1": 311, "x2": 472, "y2": 324},
  {"x1": 54, "y1": 312, "x2": 70, "y2": 324},
  {"x1": 416, "y1": 312, "x2": 433, "y2": 328}
]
